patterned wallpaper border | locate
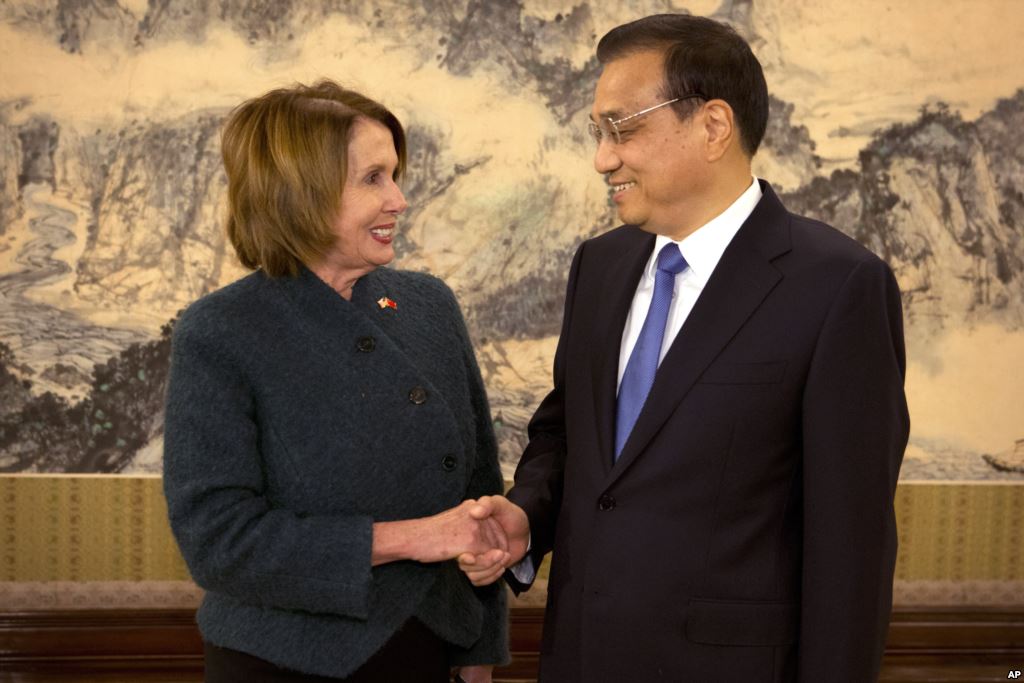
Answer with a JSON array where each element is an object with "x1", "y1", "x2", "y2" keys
[
  {"x1": 1, "y1": 474, "x2": 188, "y2": 582},
  {"x1": 2, "y1": 579, "x2": 1021, "y2": 610},
  {"x1": 1, "y1": 477, "x2": 1021, "y2": 608},
  {"x1": 0, "y1": 580, "x2": 202, "y2": 610},
  {"x1": 894, "y1": 481, "x2": 1023, "y2": 581}
]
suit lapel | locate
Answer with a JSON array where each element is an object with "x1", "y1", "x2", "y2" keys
[
  {"x1": 591, "y1": 230, "x2": 655, "y2": 472},
  {"x1": 607, "y1": 184, "x2": 793, "y2": 483}
]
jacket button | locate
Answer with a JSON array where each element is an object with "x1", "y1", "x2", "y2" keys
[
  {"x1": 441, "y1": 454, "x2": 457, "y2": 472},
  {"x1": 597, "y1": 494, "x2": 616, "y2": 511},
  {"x1": 356, "y1": 336, "x2": 375, "y2": 352},
  {"x1": 408, "y1": 386, "x2": 428, "y2": 404}
]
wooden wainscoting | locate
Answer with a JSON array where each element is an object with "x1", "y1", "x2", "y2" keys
[
  {"x1": 0, "y1": 606, "x2": 1021, "y2": 682},
  {"x1": 881, "y1": 607, "x2": 1024, "y2": 682}
]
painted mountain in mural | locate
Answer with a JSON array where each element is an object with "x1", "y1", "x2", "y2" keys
[
  {"x1": 1, "y1": 0, "x2": 1021, "y2": 477},
  {"x1": 783, "y1": 96, "x2": 1024, "y2": 334},
  {"x1": 3, "y1": 90, "x2": 1022, "y2": 474}
]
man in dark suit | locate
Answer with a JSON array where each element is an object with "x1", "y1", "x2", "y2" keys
[{"x1": 460, "y1": 14, "x2": 909, "y2": 682}]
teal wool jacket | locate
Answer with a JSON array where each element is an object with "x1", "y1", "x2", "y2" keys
[{"x1": 163, "y1": 266, "x2": 508, "y2": 678}]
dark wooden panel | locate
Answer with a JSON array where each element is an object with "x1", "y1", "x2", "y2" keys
[
  {"x1": 1, "y1": 606, "x2": 1022, "y2": 682},
  {"x1": 0, "y1": 609, "x2": 203, "y2": 659},
  {"x1": 887, "y1": 606, "x2": 1024, "y2": 650},
  {"x1": 879, "y1": 665, "x2": 1019, "y2": 683}
]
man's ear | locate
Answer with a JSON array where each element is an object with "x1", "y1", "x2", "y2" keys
[{"x1": 702, "y1": 99, "x2": 736, "y2": 162}]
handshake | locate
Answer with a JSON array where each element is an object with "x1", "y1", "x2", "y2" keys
[
  {"x1": 429, "y1": 496, "x2": 531, "y2": 586},
  {"x1": 372, "y1": 495, "x2": 529, "y2": 583}
]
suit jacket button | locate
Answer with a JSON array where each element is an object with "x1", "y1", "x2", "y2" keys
[
  {"x1": 356, "y1": 336, "x2": 375, "y2": 352},
  {"x1": 408, "y1": 386, "x2": 428, "y2": 404},
  {"x1": 597, "y1": 494, "x2": 616, "y2": 511},
  {"x1": 442, "y1": 454, "x2": 457, "y2": 472}
]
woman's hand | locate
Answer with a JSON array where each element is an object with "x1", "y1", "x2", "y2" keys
[
  {"x1": 371, "y1": 500, "x2": 512, "y2": 566},
  {"x1": 454, "y1": 664, "x2": 493, "y2": 683},
  {"x1": 419, "y1": 500, "x2": 510, "y2": 563}
]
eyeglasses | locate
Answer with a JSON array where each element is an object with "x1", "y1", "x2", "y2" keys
[{"x1": 587, "y1": 94, "x2": 706, "y2": 146}]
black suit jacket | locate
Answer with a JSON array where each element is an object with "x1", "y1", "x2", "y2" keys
[{"x1": 507, "y1": 182, "x2": 909, "y2": 682}]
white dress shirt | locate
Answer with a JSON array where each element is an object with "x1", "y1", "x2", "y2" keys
[
  {"x1": 617, "y1": 177, "x2": 762, "y2": 390},
  {"x1": 510, "y1": 177, "x2": 762, "y2": 584}
]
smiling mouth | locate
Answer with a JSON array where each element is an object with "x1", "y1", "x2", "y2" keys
[
  {"x1": 611, "y1": 181, "x2": 636, "y2": 193},
  {"x1": 370, "y1": 225, "x2": 395, "y2": 239}
]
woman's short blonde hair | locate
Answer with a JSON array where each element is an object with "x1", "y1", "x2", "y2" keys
[{"x1": 221, "y1": 80, "x2": 406, "y2": 277}]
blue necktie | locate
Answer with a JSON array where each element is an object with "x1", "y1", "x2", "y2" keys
[{"x1": 614, "y1": 243, "x2": 688, "y2": 460}]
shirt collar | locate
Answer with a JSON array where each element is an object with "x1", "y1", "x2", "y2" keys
[{"x1": 644, "y1": 176, "x2": 762, "y2": 287}]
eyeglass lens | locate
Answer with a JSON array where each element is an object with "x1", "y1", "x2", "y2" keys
[{"x1": 587, "y1": 118, "x2": 618, "y2": 146}]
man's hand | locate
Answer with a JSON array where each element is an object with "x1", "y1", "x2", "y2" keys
[{"x1": 457, "y1": 496, "x2": 530, "y2": 586}]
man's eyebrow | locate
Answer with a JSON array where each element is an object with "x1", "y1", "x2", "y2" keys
[{"x1": 592, "y1": 109, "x2": 625, "y2": 122}]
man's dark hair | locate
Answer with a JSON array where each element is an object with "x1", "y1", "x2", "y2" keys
[{"x1": 596, "y1": 14, "x2": 769, "y2": 156}]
